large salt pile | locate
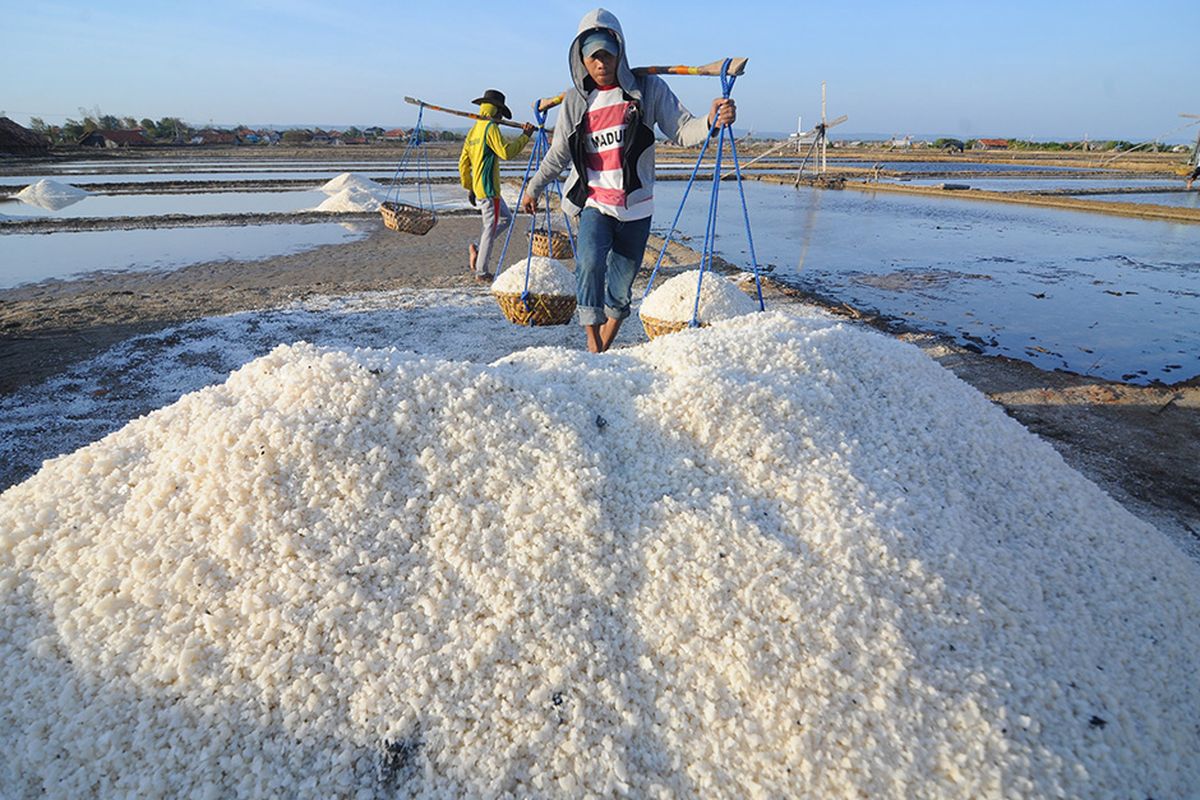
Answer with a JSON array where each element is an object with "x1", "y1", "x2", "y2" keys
[
  {"x1": 2, "y1": 311, "x2": 1198, "y2": 798},
  {"x1": 491, "y1": 256, "x2": 574, "y2": 295},
  {"x1": 15, "y1": 178, "x2": 90, "y2": 211},
  {"x1": 313, "y1": 172, "x2": 387, "y2": 212},
  {"x1": 320, "y1": 172, "x2": 385, "y2": 195},
  {"x1": 640, "y1": 268, "x2": 758, "y2": 324},
  {"x1": 313, "y1": 185, "x2": 384, "y2": 213}
]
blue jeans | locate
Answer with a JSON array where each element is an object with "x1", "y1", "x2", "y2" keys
[{"x1": 575, "y1": 208, "x2": 652, "y2": 326}]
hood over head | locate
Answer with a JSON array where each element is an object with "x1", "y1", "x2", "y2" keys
[{"x1": 569, "y1": 8, "x2": 639, "y2": 100}]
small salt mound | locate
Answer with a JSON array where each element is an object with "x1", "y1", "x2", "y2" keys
[
  {"x1": 492, "y1": 256, "x2": 574, "y2": 295},
  {"x1": 312, "y1": 185, "x2": 383, "y2": 213},
  {"x1": 640, "y1": 268, "x2": 758, "y2": 323},
  {"x1": 320, "y1": 172, "x2": 384, "y2": 194},
  {"x1": 2, "y1": 313, "x2": 1198, "y2": 797},
  {"x1": 15, "y1": 179, "x2": 90, "y2": 211}
]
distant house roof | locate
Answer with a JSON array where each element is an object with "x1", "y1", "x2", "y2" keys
[
  {"x1": 383, "y1": 128, "x2": 407, "y2": 139},
  {"x1": 193, "y1": 130, "x2": 238, "y2": 145},
  {"x1": 78, "y1": 129, "x2": 151, "y2": 147},
  {"x1": 976, "y1": 138, "x2": 1010, "y2": 148},
  {"x1": 0, "y1": 117, "x2": 51, "y2": 155}
]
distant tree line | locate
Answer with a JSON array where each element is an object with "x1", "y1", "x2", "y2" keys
[
  {"x1": 1004, "y1": 139, "x2": 1138, "y2": 152},
  {"x1": 24, "y1": 108, "x2": 466, "y2": 146},
  {"x1": 27, "y1": 109, "x2": 190, "y2": 144},
  {"x1": 928, "y1": 136, "x2": 1142, "y2": 153}
]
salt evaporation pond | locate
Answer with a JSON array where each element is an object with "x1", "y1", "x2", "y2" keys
[
  {"x1": 1, "y1": 171, "x2": 400, "y2": 186},
  {"x1": 896, "y1": 177, "x2": 1180, "y2": 192},
  {"x1": 826, "y1": 160, "x2": 1109, "y2": 174},
  {"x1": 0, "y1": 183, "x2": 475, "y2": 221},
  {"x1": 0, "y1": 160, "x2": 523, "y2": 186},
  {"x1": 0, "y1": 190, "x2": 329, "y2": 218},
  {"x1": 657, "y1": 158, "x2": 1111, "y2": 174},
  {"x1": 1084, "y1": 190, "x2": 1200, "y2": 209},
  {"x1": 0, "y1": 223, "x2": 370, "y2": 290},
  {"x1": 653, "y1": 180, "x2": 1200, "y2": 384},
  {"x1": 1, "y1": 311, "x2": 1197, "y2": 797}
]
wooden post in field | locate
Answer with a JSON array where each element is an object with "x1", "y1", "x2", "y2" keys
[{"x1": 821, "y1": 81, "x2": 828, "y2": 174}]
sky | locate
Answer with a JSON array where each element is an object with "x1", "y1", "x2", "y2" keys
[{"x1": 2, "y1": 0, "x2": 1197, "y2": 143}]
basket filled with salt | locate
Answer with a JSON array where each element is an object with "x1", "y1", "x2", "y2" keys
[
  {"x1": 492, "y1": 257, "x2": 577, "y2": 326},
  {"x1": 379, "y1": 200, "x2": 436, "y2": 235},
  {"x1": 529, "y1": 228, "x2": 573, "y2": 259},
  {"x1": 639, "y1": 269, "x2": 759, "y2": 340}
]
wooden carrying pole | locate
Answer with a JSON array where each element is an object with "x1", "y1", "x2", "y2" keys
[
  {"x1": 634, "y1": 57, "x2": 747, "y2": 77},
  {"x1": 417, "y1": 58, "x2": 747, "y2": 124},
  {"x1": 403, "y1": 96, "x2": 532, "y2": 130},
  {"x1": 535, "y1": 57, "x2": 748, "y2": 112}
]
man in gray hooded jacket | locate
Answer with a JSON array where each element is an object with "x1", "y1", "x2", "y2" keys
[{"x1": 522, "y1": 8, "x2": 736, "y2": 353}]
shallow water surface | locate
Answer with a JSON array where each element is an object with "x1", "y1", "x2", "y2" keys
[
  {"x1": 0, "y1": 223, "x2": 371, "y2": 289},
  {"x1": 1080, "y1": 191, "x2": 1200, "y2": 209},
  {"x1": 896, "y1": 177, "x2": 1181, "y2": 192},
  {"x1": 0, "y1": 190, "x2": 329, "y2": 217},
  {"x1": 653, "y1": 180, "x2": 1200, "y2": 384}
]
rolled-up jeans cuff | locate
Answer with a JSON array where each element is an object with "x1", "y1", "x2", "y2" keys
[
  {"x1": 604, "y1": 304, "x2": 632, "y2": 321},
  {"x1": 578, "y1": 305, "x2": 606, "y2": 326}
]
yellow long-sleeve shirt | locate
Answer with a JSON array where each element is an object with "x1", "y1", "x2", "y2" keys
[{"x1": 458, "y1": 106, "x2": 530, "y2": 199}]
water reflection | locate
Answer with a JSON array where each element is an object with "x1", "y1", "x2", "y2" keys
[
  {"x1": 0, "y1": 223, "x2": 369, "y2": 290},
  {"x1": 1, "y1": 190, "x2": 329, "y2": 218},
  {"x1": 652, "y1": 181, "x2": 1200, "y2": 384}
]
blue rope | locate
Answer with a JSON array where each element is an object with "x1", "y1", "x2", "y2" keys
[
  {"x1": 640, "y1": 125, "x2": 716, "y2": 299},
  {"x1": 642, "y1": 57, "x2": 765, "y2": 321},
  {"x1": 691, "y1": 122, "x2": 726, "y2": 327},
  {"x1": 726, "y1": 130, "x2": 764, "y2": 310},
  {"x1": 489, "y1": 102, "x2": 574, "y2": 313},
  {"x1": 522, "y1": 108, "x2": 554, "y2": 309},
  {"x1": 417, "y1": 119, "x2": 436, "y2": 222},
  {"x1": 496, "y1": 112, "x2": 543, "y2": 273},
  {"x1": 385, "y1": 106, "x2": 433, "y2": 217}
]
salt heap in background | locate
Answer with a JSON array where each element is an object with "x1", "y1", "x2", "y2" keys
[
  {"x1": 15, "y1": 178, "x2": 91, "y2": 211},
  {"x1": 313, "y1": 172, "x2": 386, "y2": 212},
  {"x1": 492, "y1": 256, "x2": 575, "y2": 295},
  {"x1": 640, "y1": 268, "x2": 759, "y2": 324},
  {"x1": 1, "y1": 311, "x2": 1198, "y2": 798},
  {"x1": 320, "y1": 173, "x2": 385, "y2": 195}
]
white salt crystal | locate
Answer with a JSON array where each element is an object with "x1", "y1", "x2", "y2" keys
[
  {"x1": 311, "y1": 185, "x2": 383, "y2": 213},
  {"x1": 640, "y1": 269, "x2": 759, "y2": 324},
  {"x1": 320, "y1": 173, "x2": 384, "y2": 195},
  {"x1": 0, "y1": 314, "x2": 1197, "y2": 798},
  {"x1": 492, "y1": 256, "x2": 575, "y2": 295},
  {"x1": 15, "y1": 179, "x2": 90, "y2": 211}
]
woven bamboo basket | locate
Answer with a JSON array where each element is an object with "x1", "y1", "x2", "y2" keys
[
  {"x1": 640, "y1": 314, "x2": 706, "y2": 341},
  {"x1": 529, "y1": 229, "x2": 573, "y2": 259},
  {"x1": 380, "y1": 201, "x2": 436, "y2": 235},
  {"x1": 494, "y1": 291, "x2": 576, "y2": 326}
]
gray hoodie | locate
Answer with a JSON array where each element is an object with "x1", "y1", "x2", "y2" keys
[{"x1": 525, "y1": 8, "x2": 712, "y2": 218}]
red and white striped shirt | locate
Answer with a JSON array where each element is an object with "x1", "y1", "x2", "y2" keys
[{"x1": 583, "y1": 85, "x2": 653, "y2": 221}]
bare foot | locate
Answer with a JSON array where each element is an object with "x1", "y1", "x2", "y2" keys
[
  {"x1": 599, "y1": 317, "x2": 623, "y2": 352},
  {"x1": 469, "y1": 243, "x2": 478, "y2": 273},
  {"x1": 584, "y1": 324, "x2": 604, "y2": 353}
]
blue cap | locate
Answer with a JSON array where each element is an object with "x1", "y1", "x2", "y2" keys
[{"x1": 581, "y1": 30, "x2": 619, "y2": 59}]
